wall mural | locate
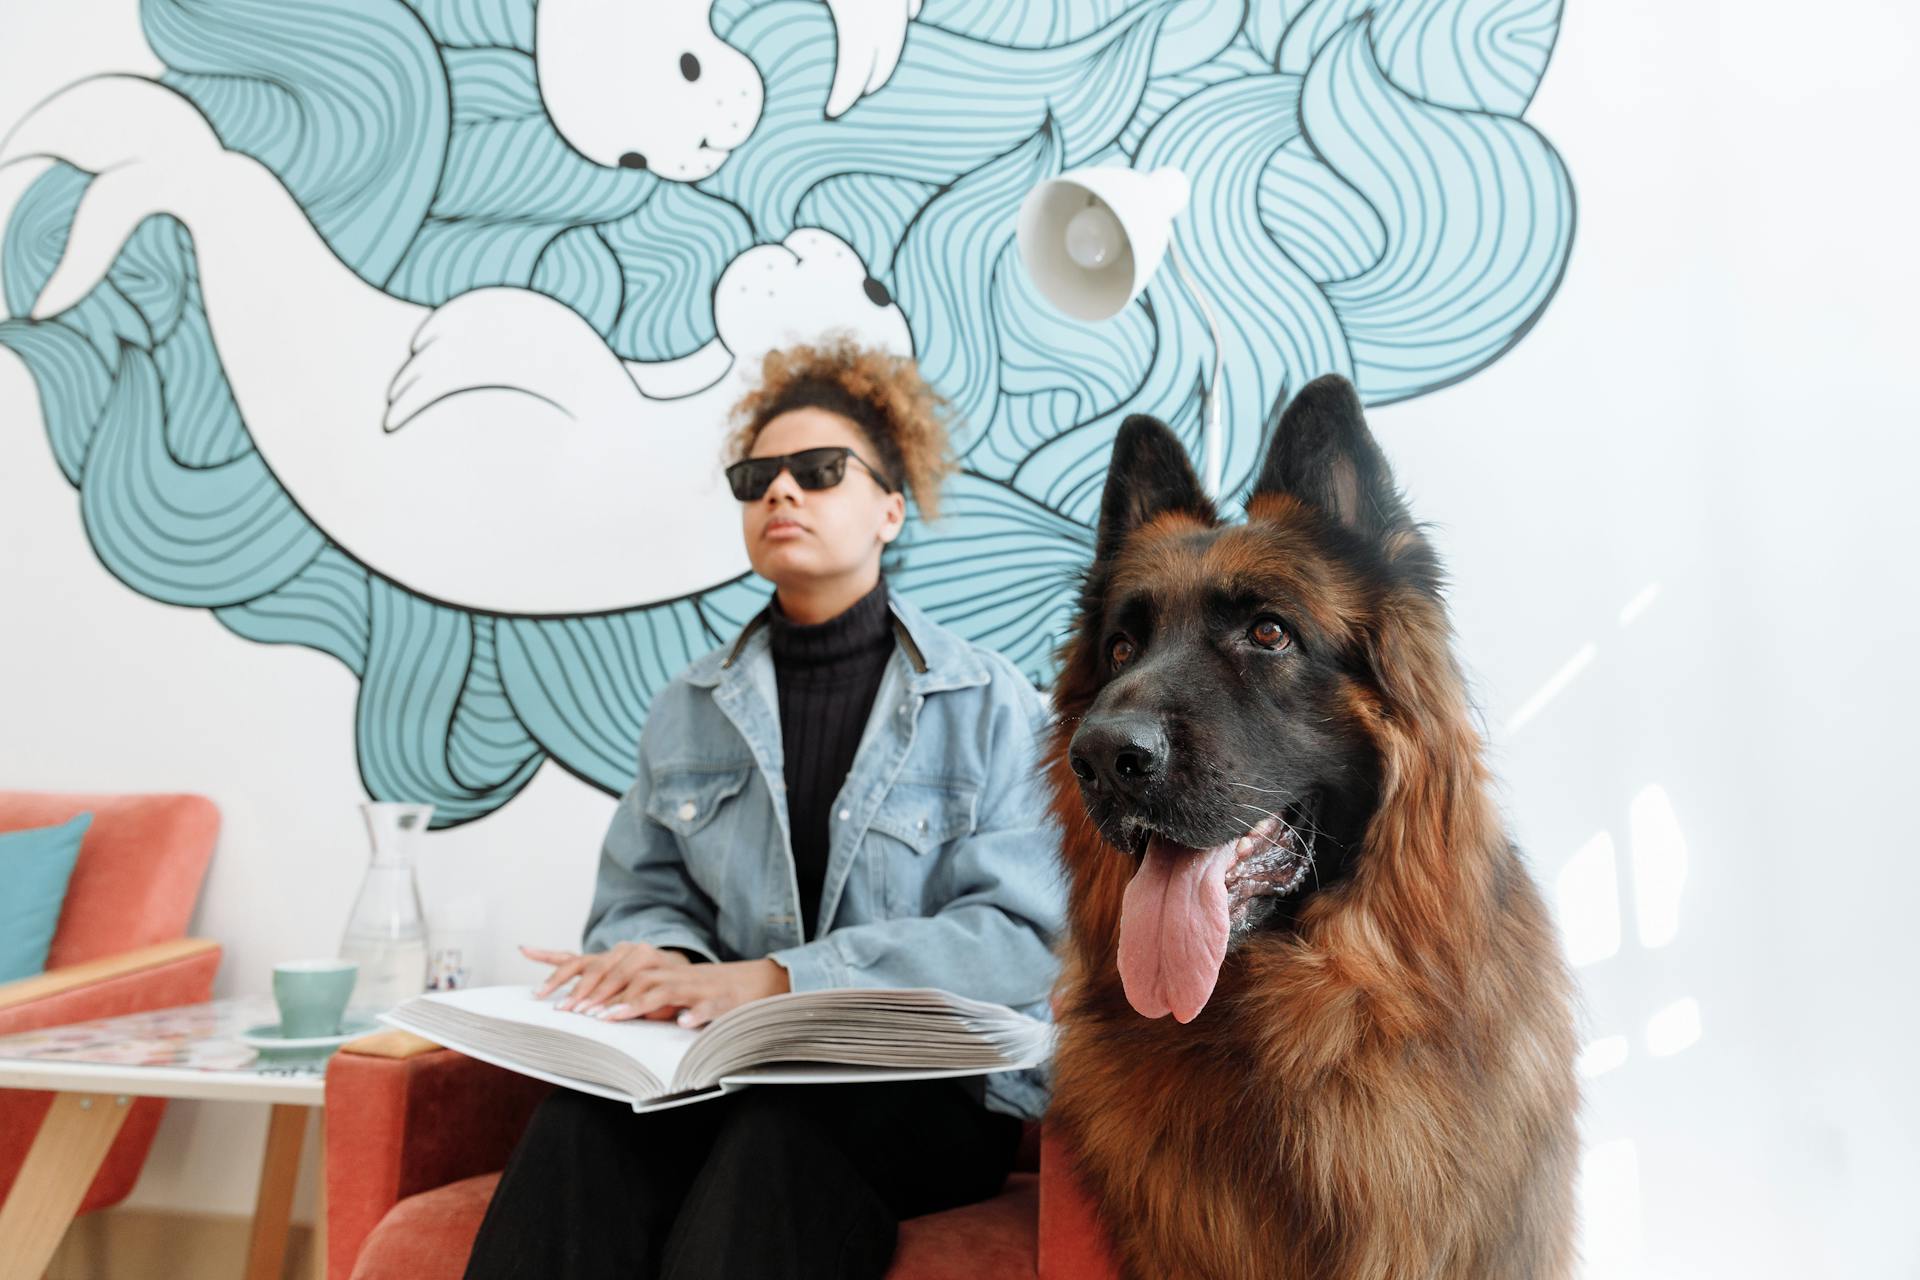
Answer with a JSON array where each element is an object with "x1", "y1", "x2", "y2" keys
[{"x1": 0, "y1": 0, "x2": 1572, "y2": 824}]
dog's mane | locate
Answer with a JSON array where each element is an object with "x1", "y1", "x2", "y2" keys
[
  {"x1": 1044, "y1": 447, "x2": 1579, "y2": 1279},
  {"x1": 1046, "y1": 506, "x2": 1560, "y2": 1076}
]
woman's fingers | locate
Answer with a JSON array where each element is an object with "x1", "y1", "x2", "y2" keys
[
  {"x1": 597, "y1": 967, "x2": 693, "y2": 1021},
  {"x1": 534, "y1": 954, "x2": 589, "y2": 1000},
  {"x1": 618, "y1": 969, "x2": 689, "y2": 1018},
  {"x1": 558, "y1": 953, "x2": 758, "y2": 1022},
  {"x1": 599, "y1": 974, "x2": 675, "y2": 1028},
  {"x1": 561, "y1": 952, "x2": 625, "y2": 1010},
  {"x1": 518, "y1": 945, "x2": 576, "y2": 964},
  {"x1": 568, "y1": 943, "x2": 649, "y2": 1009},
  {"x1": 568, "y1": 946, "x2": 679, "y2": 1014}
]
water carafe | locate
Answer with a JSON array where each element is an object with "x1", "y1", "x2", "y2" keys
[{"x1": 339, "y1": 801, "x2": 432, "y2": 1013}]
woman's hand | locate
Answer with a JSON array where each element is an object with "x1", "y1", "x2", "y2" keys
[
  {"x1": 600, "y1": 957, "x2": 789, "y2": 1027},
  {"x1": 519, "y1": 942, "x2": 690, "y2": 1019},
  {"x1": 518, "y1": 945, "x2": 790, "y2": 1027}
]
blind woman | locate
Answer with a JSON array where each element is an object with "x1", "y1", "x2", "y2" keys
[{"x1": 463, "y1": 338, "x2": 1064, "y2": 1279}]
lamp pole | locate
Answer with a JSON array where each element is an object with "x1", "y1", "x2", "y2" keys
[{"x1": 1163, "y1": 234, "x2": 1224, "y2": 499}]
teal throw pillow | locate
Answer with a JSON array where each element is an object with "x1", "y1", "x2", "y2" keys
[{"x1": 0, "y1": 811, "x2": 94, "y2": 984}]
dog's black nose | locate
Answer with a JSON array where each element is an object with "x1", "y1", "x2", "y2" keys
[{"x1": 1070, "y1": 713, "x2": 1168, "y2": 797}]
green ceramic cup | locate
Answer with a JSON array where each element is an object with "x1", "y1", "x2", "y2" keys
[{"x1": 272, "y1": 958, "x2": 359, "y2": 1038}]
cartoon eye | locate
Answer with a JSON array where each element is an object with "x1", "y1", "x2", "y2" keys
[
  {"x1": 1250, "y1": 617, "x2": 1289, "y2": 650},
  {"x1": 863, "y1": 276, "x2": 893, "y2": 307},
  {"x1": 1108, "y1": 635, "x2": 1137, "y2": 668},
  {"x1": 680, "y1": 53, "x2": 702, "y2": 82}
]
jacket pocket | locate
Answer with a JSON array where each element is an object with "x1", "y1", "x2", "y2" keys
[
  {"x1": 870, "y1": 779, "x2": 978, "y2": 853},
  {"x1": 645, "y1": 765, "x2": 752, "y2": 839},
  {"x1": 868, "y1": 778, "x2": 978, "y2": 916}
]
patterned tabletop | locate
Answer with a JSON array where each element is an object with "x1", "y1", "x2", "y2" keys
[{"x1": 0, "y1": 997, "x2": 337, "y2": 1104}]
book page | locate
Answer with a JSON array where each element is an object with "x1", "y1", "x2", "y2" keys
[
  {"x1": 385, "y1": 985, "x2": 1054, "y2": 1106},
  {"x1": 673, "y1": 987, "x2": 1053, "y2": 1091},
  {"x1": 384, "y1": 985, "x2": 700, "y2": 1099},
  {"x1": 718, "y1": 1063, "x2": 1039, "y2": 1087}
]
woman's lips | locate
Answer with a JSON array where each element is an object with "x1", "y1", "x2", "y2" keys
[{"x1": 762, "y1": 519, "x2": 807, "y2": 540}]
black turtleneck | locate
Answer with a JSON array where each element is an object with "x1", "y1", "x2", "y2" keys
[{"x1": 768, "y1": 577, "x2": 895, "y2": 939}]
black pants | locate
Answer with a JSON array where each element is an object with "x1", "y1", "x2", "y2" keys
[{"x1": 462, "y1": 1078, "x2": 1025, "y2": 1280}]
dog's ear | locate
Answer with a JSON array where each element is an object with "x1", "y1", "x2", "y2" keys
[
  {"x1": 1093, "y1": 414, "x2": 1214, "y2": 564},
  {"x1": 1251, "y1": 375, "x2": 1411, "y2": 543}
]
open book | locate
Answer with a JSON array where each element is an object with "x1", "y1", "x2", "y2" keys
[{"x1": 380, "y1": 985, "x2": 1053, "y2": 1112}]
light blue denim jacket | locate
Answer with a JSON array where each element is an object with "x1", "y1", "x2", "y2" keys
[{"x1": 582, "y1": 591, "x2": 1065, "y2": 1119}]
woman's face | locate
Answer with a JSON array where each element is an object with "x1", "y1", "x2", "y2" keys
[{"x1": 739, "y1": 407, "x2": 906, "y2": 588}]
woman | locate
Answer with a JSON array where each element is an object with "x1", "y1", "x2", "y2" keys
[{"x1": 464, "y1": 339, "x2": 1064, "y2": 1280}]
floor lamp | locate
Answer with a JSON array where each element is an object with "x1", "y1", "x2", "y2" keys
[{"x1": 1014, "y1": 166, "x2": 1225, "y2": 497}]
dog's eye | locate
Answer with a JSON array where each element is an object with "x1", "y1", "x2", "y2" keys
[
  {"x1": 1249, "y1": 617, "x2": 1289, "y2": 650},
  {"x1": 1108, "y1": 635, "x2": 1137, "y2": 668}
]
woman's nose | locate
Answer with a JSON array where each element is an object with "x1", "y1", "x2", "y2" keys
[{"x1": 761, "y1": 467, "x2": 802, "y2": 502}]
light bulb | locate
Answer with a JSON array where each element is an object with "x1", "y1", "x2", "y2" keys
[{"x1": 1063, "y1": 202, "x2": 1124, "y2": 270}]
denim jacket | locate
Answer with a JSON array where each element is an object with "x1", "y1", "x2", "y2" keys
[{"x1": 582, "y1": 591, "x2": 1065, "y2": 1119}]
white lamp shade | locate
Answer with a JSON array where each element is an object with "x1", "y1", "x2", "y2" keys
[{"x1": 1017, "y1": 166, "x2": 1192, "y2": 321}]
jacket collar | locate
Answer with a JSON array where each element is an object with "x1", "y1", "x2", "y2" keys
[{"x1": 686, "y1": 588, "x2": 990, "y2": 694}]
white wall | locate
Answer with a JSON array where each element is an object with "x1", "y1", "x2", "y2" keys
[
  {"x1": 3, "y1": 0, "x2": 1915, "y2": 1274},
  {"x1": 1371, "y1": 3, "x2": 1920, "y2": 1274}
]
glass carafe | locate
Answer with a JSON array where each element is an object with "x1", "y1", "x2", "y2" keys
[{"x1": 339, "y1": 801, "x2": 432, "y2": 1013}]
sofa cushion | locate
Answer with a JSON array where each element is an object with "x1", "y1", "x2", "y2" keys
[
  {"x1": 0, "y1": 792, "x2": 220, "y2": 970},
  {"x1": 0, "y1": 812, "x2": 92, "y2": 983},
  {"x1": 347, "y1": 1170, "x2": 1039, "y2": 1280},
  {"x1": 890, "y1": 1172, "x2": 1038, "y2": 1279},
  {"x1": 349, "y1": 1172, "x2": 496, "y2": 1280}
]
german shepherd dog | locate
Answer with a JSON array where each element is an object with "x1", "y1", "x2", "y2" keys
[{"x1": 1046, "y1": 376, "x2": 1579, "y2": 1279}]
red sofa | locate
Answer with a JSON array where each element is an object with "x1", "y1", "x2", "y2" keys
[
  {"x1": 325, "y1": 1031, "x2": 1121, "y2": 1279},
  {"x1": 0, "y1": 791, "x2": 223, "y2": 1213}
]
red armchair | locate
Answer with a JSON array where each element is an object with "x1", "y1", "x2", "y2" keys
[
  {"x1": 325, "y1": 1032, "x2": 1121, "y2": 1279},
  {"x1": 0, "y1": 791, "x2": 223, "y2": 1214}
]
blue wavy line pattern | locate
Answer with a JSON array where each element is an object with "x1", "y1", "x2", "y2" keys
[{"x1": 0, "y1": 0, "x2": 1571, "y2": 823}]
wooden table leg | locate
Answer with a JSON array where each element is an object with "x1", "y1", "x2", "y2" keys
[
  {"x1": 0, "y1": 1091, "x2": 131, "y2": 1280},
  {"x1": 244, "y1": 1103, "x2": 307, "y2": 1280},
  {"x1": 312, "y1": 1121, "x2": 327, "y2": 1280}
]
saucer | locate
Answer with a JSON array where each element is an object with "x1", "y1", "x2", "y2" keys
[{"x1": 240, "y1": 1016, "x2": 382, "y2": 1053}]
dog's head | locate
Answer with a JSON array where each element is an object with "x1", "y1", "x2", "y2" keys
[{"x1": 1055, "y1": 375, "x2": 1444, "y2": 1023}]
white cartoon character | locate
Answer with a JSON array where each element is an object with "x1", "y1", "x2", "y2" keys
[
  {"x1": 822, "y1": 0, "x2": 924, "y2": 119},
  {"x1": 536, "y1": 0, "x2": 921, "y2": 181},
  {"x1": 0, "y1": 75, "x2": 911, "y2": 615}
]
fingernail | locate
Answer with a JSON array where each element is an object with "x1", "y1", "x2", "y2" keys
[
  {"x1": 557, "y1": 998, "x2": 574, "y2": 1011},
  {"x1": 604, "y1": 1005, "x2": 630, "y2": 1020},
  {"x1": 676, "y1": 1011, "x2": 697, "y2": 1028},
  {"x1": 580, "y1": 1004, "x2": 603, "y2": 1018}
]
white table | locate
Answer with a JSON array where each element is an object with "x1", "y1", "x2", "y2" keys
[{"x1": 0, "y1": 997, "x2": 329, "y2": 1280}]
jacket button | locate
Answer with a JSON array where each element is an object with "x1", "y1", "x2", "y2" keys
[
  {"x1": 916, "y1": 818, "x2": 928, "y2": 832},
  {"x1": 677, "y1": 801, "x2": 697, "y2": 821},
  {"x1": 838, "y1": 808, "x2": 851, "y2": 822}
]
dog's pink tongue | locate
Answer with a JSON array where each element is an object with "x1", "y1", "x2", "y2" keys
[{"x1": 1117, "y1": 835, "x2": 1234, "y2": 1023}]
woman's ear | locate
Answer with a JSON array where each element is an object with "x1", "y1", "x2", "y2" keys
[{"x1": 877, "y1": 489, "x2": 908, "y2": 544}]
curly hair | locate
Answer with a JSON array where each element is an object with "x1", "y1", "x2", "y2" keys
[{"x1": 726, "y1": 337, "x2": 959, "y2": 520}]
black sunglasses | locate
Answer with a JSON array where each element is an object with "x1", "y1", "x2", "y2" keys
[{"x1": 725, "y1": 446, "x2": 895, "y2": 502}]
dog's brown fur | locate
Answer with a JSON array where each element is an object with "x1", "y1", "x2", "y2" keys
[{"x1": 1046, "y1": 379, "x2": 1579, "y2": 1279}]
